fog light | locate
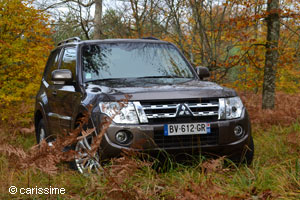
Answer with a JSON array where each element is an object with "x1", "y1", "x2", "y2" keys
[
  {"x1": 115, "y1": 131, "x2": 132, "y2": 144},
  {"x1": 234, "y1": 125, "x2": 243, "y2": 137}
]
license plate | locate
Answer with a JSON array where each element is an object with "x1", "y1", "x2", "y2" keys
[{"x1": 164, "y1": 123, "x2": 211, "y2": 136}]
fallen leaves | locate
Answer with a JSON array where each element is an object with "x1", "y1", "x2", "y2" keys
[
  {"x1": 201, "y1": 156, "x2": 225, "y2": 174},
  {"x1": 287, "y1": 132, "x2": 300, "y2": 146},
  {"x1": 19, "y1": 125, "x2": 35, "y2": 135},
  {"x1": 286, "y1": 131, "x2": 300, "y2": 154},
  {"x1": 102, "y1": 150, "x2": 152, "y2": 200},
  {"x1": 175, "y1": 180, "x2": 226, "y2": 200},
  {"x1": 240, "y1": 92, "x2": 300, "y2": 128}
]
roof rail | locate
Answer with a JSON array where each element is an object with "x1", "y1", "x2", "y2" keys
[
  {"x1": 141, "y1": 36, "x2": 160, "y2": 40},
  {"x1": 57, "y1": 37, "x2": 81, "y2": 46}
]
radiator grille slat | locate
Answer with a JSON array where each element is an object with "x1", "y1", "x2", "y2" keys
[
  {"x1": 141, "y1": 99, "x2": 219, "y2": 124},
  {"x1": 142, "y1": 99, "x2": 219, "y2": 147}
]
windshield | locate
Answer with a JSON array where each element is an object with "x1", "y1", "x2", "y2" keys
[{"x1": 82, "y1": 42, "x2": 195, "y2": 82}]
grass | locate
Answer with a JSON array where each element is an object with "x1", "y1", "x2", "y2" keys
[{"x1": 0, "y1": 121, "x2": 299, "y2": 200}]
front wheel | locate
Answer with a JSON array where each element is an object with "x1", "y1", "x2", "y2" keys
[
  {"x1": 69, "y1": 124, "x2": 102, "y2": 174},
  {"x1": 74, "y1": 135, "x2": 102, "y2": 173},
  {"x1": 233, "y1": 135, "x2": 254, "y2": 165},
  {"x1": 245, "y1": 135, "x2": 254, "y2": 164}
]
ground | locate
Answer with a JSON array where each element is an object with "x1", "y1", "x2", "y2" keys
[{"x1": 0, "y1": 120, "x2": 299, "y2": 199}]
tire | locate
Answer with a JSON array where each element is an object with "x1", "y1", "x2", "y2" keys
[
  {"x1": 36, "y1": 119, "x2": 55, "y2": 146},
  {"x1": 233, "y1": 135, "x2": 254, "y2": 165},
  {"x1": 36, "y1": 119, "x2": 47, "y2": 144},
  {"x1": 244, "y1": 135, "x2": 254, "y2": 164},
  {"x1": 69, "y1": 124, "x2": 102, "y2": 173}
]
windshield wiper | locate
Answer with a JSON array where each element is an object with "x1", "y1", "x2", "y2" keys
[
  {"x1": 136, "y1": 75, "x2": 189, "y2": 79},
  {"x1": 85, "y1": 78, "x2": 123, "y2": 83},
  {"x1": 85, "y1": 76, "x2": 193, "y2": 83}
]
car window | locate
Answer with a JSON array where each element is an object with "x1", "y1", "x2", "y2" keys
[
  {"x1": 60, "y1": 47, "x2": 77, "y2": 81},
  {"x1": 44, "y1": 49, "x2": 61, "y2": 82}
]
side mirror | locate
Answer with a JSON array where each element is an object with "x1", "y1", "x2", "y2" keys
[
  {"x1": 196, "y1": 66, "x2": 210, "y2": 80},
  {"x1": 51, "y1": 69, "x2": 72, "y2": 85}
]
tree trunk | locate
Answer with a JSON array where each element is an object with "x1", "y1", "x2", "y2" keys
[
  {"x1": 262, "y1": 0, "x2": 280, "y2": 109},
  {"x1": 93, "y1": 0, "x2": 102, "y2": 39}
]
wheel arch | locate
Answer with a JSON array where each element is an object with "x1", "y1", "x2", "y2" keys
[
  {"x1": 34, "y1": 110, "x2": 43, "y2": 131},
  {"x1": 72, "y1": 104, "x2": 89, "y2": 129},
  {"x1": 34, "y1": 102, "x2": 48, "y2": 132}
]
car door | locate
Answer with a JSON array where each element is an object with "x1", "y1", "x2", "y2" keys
[
  {"x1": 51, "y1": 46, "x2": 81, "y2": 134},
  {"x1": 43, "y1": 48, "x2": 62, "y2": 136}
]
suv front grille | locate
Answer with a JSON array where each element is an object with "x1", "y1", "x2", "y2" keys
[
  {"x1": 140, "y1": 99, "x2": 219, "y2": 124},
  {"x1": 153, "y1": 127, "x2": 219, "y2": 148}
]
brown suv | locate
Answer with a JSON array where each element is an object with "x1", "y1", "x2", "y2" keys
[{"x1": 34, "y1": 37, "x2": 254, "y2": 173}]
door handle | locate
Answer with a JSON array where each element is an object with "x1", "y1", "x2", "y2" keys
[{"x1": 52, "y1": 90, "x2": 57, "y2": 96}]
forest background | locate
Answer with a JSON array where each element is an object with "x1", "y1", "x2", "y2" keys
[{"x1": 0, "y1": 0, "x2": 299, "y2": 199}]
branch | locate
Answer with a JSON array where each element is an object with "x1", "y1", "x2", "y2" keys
[
  {"x1": 280, "y1": 21, "x2": 300, "y2": 37},
  {"x1": 39, "y1": 0, "x2": 95, "y2": 11},
  {"x1": 215, "y1": 43, "x2": 266, "y2": 81}
]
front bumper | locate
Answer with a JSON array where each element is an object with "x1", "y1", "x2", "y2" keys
[{"x1": 95, "y1": 109, "x2": 251, "y2": 159}]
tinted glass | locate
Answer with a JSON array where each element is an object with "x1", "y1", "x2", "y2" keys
[
  {"x1": 60, "y1": 47, "x2": 77, "y2": 80},
  {"x1": 82, "y1": 43, "x2": 194, "y2": 82},
  {"x1": 44, "y1": 49, "x2": 61, "y2": 82}
]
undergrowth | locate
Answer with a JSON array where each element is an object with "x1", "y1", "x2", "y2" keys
[
  {"x1": 0, "y1": 93, "x2": 299, "y2": 199},
  {"x1": 240, "y1": 92, "x2": 300, "y2": 127}
]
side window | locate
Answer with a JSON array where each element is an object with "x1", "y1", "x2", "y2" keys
[
  {"x1": 60, "y1": 47, "x2": 77, "y2": 81},
  {"x1": 44, "y1": 49, "x2": 61, "y2": 82}
]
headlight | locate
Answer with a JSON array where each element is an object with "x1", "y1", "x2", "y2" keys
[
  {"x1": 99, "y1": 101, "x2": 148, "y2": 124},
  {"x1": 219, "y1": 97, "x2": 244, "y2": 119}
]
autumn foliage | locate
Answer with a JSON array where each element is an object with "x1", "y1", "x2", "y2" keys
[
  {"x1": 0, "y1": 1, "x2": 299, "y2": 199},
  {"x1": 0, "y1": 0, "x2": 53, "y2": 123}
]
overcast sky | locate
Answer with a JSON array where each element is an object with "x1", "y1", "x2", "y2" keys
[{"x1": 33, "y1": 0, "x2": 128, "y2": 19}]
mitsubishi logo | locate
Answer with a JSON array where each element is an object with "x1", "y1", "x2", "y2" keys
[{"x1": 177, "y1": 104, "x2": 193, "y2": 116}]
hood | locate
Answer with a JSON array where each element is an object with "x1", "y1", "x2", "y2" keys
[{"x1": 85, "y1": 79, "x2": 237, "y2": 101}]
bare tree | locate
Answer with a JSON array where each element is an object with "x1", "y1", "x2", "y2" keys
[
  {"x1": 188, "y1": 0, "x2": 235, "y2": 77},
  {"x1": 128, "y1": 0, "x2": 149, "y2": 37},
  {"x1": 34, "y1": 0, "x2": 102, "y2": 40},
  {"x1": 163, "y1": 0, "x2": 186, "y2": 52},
  {"x1": 94, "y1": 0, "x2": 103, "y2": 39},
  {"x1": 262, "y1": 0, "x2": 280, "y2": 109}
]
